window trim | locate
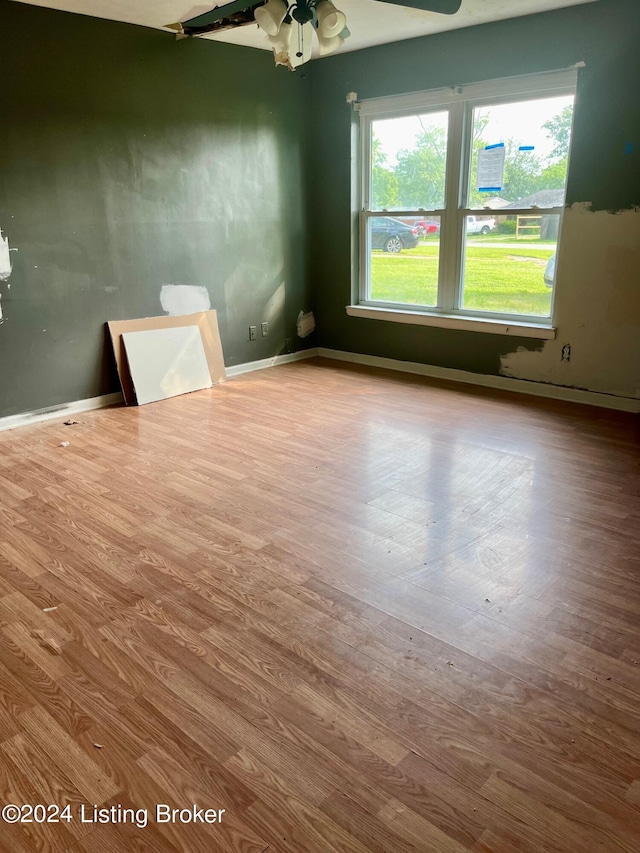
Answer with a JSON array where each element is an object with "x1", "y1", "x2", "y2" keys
[
  {"x1": 356, "y1": 68, "x2": 578, "y2": 331},
  {"x1": 345, "y1": 304, "x2": 556, "y2": 339}
]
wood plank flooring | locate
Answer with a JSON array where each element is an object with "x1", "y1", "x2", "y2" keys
[{"x1": 0, "y1": 357, "x2": 639, "y2": 852}]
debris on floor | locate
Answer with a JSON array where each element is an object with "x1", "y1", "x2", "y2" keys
[
  {"x1": 59, "y1": 441, "x2": 70, "y2": 447},
  {"x1": 64, "y1": 419, "x2": 79, "y2": 425},
  {"x1": 42, "y1": 606, "x2": 58, "y2": 612}
]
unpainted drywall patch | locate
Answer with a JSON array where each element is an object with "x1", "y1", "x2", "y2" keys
[
  {"x1": 500, "y1": 205, "x2": 640, "y2": 399},
  {"x1": 0, "y1": 229, "x2": 11, "y2": 282},
  {"x1": 297, "y1": 310, "x2": 315, "y2": 338},
  {"x1": 0, "y1": 227, "x2": 13, "y2": 325},
  {"x1": 607, "y1": 246, "x2": 640, "y2": 326},
  {"x1": 160, "y1": 284, "x2": 210, "y2": 316}
]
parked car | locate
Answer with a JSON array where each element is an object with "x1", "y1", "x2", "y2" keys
[
  {"x1": 466, "y1": 215, "x2": 496, "y2": 235},
  {"x1": 544, "y1": 253, "x2": 556, "y2": 287},
  {"x1": 414, "y1": 219, "x2": 440, "y2": 236},
  {"x1": 371, "y1": 217, "x2": 419, "y2": 253}
]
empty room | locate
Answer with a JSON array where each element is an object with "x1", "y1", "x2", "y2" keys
[{"x1": 0, "y1": 0, "x2": 639, "y2": 850}]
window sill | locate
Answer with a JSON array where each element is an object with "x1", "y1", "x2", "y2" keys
[{"x1": 345, "y1": 305, "x2": 556, "y2": 339}]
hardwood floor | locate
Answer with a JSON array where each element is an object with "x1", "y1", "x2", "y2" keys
[{"x1": 0, "y1": 357, "x2": 639, "y2": 852}]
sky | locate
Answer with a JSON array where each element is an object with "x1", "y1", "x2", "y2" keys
[{"x1": 373, "y1": 94, "x2": 574, "y2": 166}]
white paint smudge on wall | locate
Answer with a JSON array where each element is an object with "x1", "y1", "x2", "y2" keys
[
  {"x1": 0, "y1": 229, "x2": 11, "y2": 282},
  {"x1": 160, "y1": 284, "x2": 210, "y2": 316},
  {"x1": 297, "y1": 310, "x2": 315, "y2": 338},
  {"x1": 0, "y1": 227, "x2": 13, "y2": 325},
  {"x1": 501, "y1": 204, "x2": 640, "y2": 400}
]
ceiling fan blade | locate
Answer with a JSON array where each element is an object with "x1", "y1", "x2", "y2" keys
[
  {"x1": 169, "y1": 0, "x2": 461, "y2": 36},
  {"x1": 168, "y1": 1, "x2": 260, "y2": 33},
  {"x1": 372, "y1": 0, "x2": 462, "y2": 13}
]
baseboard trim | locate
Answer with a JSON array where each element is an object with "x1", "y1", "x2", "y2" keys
[
  {"x1": 225, "y1": 349, "x2": 319, "y2": 377},
  {"x1": 0, "y1": 350, "x2": 318, "y2": 431},
  {"x1": 317, "y1": 348, "x2": 640, "y2": 413},
  {"x1": 3, "y1": 348, "x2": 636, "y2": 430},
  {"x1": 0, "y1": 392, "x2": 124, "y2": 433}
]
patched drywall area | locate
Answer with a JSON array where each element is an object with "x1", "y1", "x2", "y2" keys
[
  {"x1": 160, "y1": 284, "x2": 211, "y2": 316},
  {"x1": 501, "y1": 204, "x2": 640, "y2": 399},
  {"x1": 0, "y1": 228, "x2": 11, "y2": 282},
  {"x1": 296, "y1": 310, "x2": 316, "y2": 338},
  {"x1": 0, "y1": 227, "x2": 12, "y2": 323}
]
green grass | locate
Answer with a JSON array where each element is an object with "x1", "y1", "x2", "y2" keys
[{"x1": 370, "y1": 244, "x2": 554, "y2": 315}]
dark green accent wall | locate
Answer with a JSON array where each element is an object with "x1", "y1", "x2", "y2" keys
[
  {"x1": 1, "y1": 0, "x2": 639, "y2": 417},
  {"x1": 0, "y1": 0, "x2": 312, "y2": 417},
  {"x1": 309, "y1": 0, "x2": 640, "y2": 372}
]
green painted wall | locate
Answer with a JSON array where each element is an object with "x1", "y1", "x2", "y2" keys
[
  {"x1": 309, "y1": 0, "x2": 640, "y2": 374},
  {"x1": 2, "y1": 0, "x2": 639, "y2": 417},
  {"x1": 0, "y1": 0, "x2": 313, "y2": 417}
]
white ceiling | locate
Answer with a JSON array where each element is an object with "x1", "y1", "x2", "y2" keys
[{"x1": 13, "y1": 0, "x2": 600, "y2": 59}]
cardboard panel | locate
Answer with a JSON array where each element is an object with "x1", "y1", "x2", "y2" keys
[
  {"x1": 121, "y1": 326, "x2": 212, "y2": 405},
  {"x1": 107, "y1": 311, "x2": 225, "y2": 405}
]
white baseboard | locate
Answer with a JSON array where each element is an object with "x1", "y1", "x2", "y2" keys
[
  {"x1": 3, "y1": 346, "x2": 636, "y2": 432},
  {"x1": 0, "y1": 392, "x2": 124, "y2": 433},
  {"x1": 0, "y1": 350, "x2": 317, "y2": 432},
  {"x1": 317, "y1": 348, "x2": 640, "y2": 413},
  {"x1": 225, "y1": 348, "x2": 318, "y2": 377}
]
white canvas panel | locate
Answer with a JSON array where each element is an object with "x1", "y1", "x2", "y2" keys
[{"x1": 122, "y1": 326, "x2": 212, "y2": 406}]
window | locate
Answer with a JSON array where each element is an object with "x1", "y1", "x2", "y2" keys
[{"x1": 358, "y1": 71, "x2": 577, "y2": 329}]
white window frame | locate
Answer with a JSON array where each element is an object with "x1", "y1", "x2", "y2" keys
[{"x1": 355, "y1": 69, "x2": 577, "y2": 335}]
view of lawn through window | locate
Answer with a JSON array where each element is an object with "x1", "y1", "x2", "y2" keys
[{"x1": 363, "y1": 77, "x2": 575, "y2": 319}]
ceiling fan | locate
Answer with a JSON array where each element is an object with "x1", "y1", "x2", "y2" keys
[{"x1": 168, "y1": 0, "x2": 462, "y2": 70}]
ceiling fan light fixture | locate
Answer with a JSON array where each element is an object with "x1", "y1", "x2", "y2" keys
[
  {"x1": 268, "y1": 20, "x2": 294, "y2": 66},
  {"x1": 317, "y1": 32, "x2": 344, "y2": 56},
  {"x1": 316, "y1": 1, "x2": 346, "y2": 39},
  {"x1": 255, "y1": 0, "x2": 288, "y2": 36},
  {"x1": 253, "y1": 0, "x2": 351, "y2": 69}
]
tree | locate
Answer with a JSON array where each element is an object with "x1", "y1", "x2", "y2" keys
[
  {"x1": 501, "y1": 139, "x2": 544, "y2": 203},
  {"x1": 371, "y1": 133, "x2": 399, "y2": 209},
  {"x1": 537, "y1": 160, "x2": 569, "y2": 191},
  {"x1": 393, "y1": 125, "x2": 447, "y2": 210},
  {"x1": 543, "y1": 105, "x2": 574, "y2": 161}
]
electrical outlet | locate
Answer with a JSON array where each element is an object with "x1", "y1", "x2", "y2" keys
[
  {"x1": 561, "y1": 344, "x2": 571, "y2": 362},
  {"x1": 261, "y1": 322, "x2": 269, "y2": 337},
  {"x1": 249, "y1": 326, "x2": 257, "y2": 341}
]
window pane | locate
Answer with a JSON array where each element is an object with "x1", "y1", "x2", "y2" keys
[
  {"x1": 371, "y1": 112, "x2": 448, "y2": 211},
  {"x1": 467, "y1": 95, "x2": 574, "y2": 210},
  {"x1": 368, "y1": 216, "x2": 440, "y2": 307},
  {"x1": 461, "y1": 214, "x2": 559, "y2": 316}
]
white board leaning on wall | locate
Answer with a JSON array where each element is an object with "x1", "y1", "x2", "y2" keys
[{"x1": 121, "y1": 325, "x2": 212, "y2": 405}]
